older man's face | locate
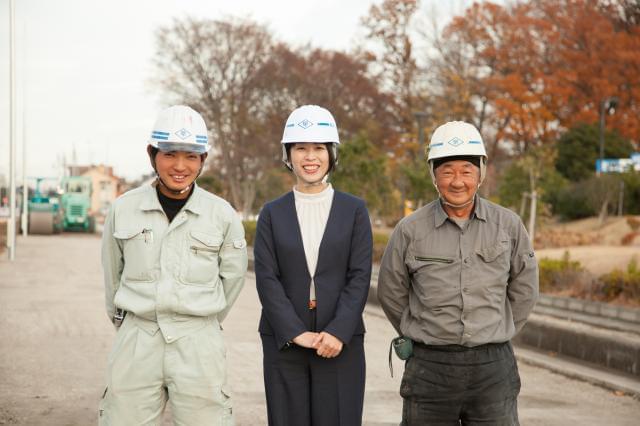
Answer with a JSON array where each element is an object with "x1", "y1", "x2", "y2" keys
[{"x1": 434, "y1": 159, "x2": 480, "y2": 208}]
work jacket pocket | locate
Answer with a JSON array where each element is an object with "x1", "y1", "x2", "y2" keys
[
  {"x1": 113, "y1": 229, "x2": 155, "y2": 282},
  {"x1": 181, "y1": 230, "x2": 223, "y2": 286},
  {"x1": 475, "y1": 239, "x2": 511, "y2": 296}
]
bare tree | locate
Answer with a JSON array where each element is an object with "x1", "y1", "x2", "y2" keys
[{"x1": 152, "y1": 17, "x2": 277, "y2": 216}]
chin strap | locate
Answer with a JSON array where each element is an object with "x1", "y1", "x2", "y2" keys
[
  {"x1": 441, "y1": 197, "x2": 475, "y2": 209},
  {"x1": 157, "y1": 176, "x2": 192, "y2": 195},
  {"x1": 437, "y1": 185, "x2": 479, "y2": 210},
  {"x1": 154, "y1": 165, "x2": 204, "y2": 197}
]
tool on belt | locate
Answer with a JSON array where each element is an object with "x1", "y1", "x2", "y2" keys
[
  {"x1": 113, "y1": 308, "x2": 127, "y2": 327},
  {"x1": 388, "y1": 336, "x2": 413, "y2": 377}
]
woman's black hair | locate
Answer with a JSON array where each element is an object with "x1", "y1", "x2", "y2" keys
[{"x1": 285, "y1": 142, "x2": 336, "y2": 174}]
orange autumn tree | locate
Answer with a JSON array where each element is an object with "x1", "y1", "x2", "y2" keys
[{"x1": 438, "y1": 0, "x2": 640, "y2": 159}]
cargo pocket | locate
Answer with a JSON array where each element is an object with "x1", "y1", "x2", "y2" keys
[
  {"x1": 217, "y1": 385, "x2": 233, "y2": 426},
  {"x1": 113, "y1": 229, "x2": 154, "y2": 282},
  {"x1": 181, "y1": 231, "x2": 223, "y2": 285}
]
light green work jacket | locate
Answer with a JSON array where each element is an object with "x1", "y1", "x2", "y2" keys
[{"x1": 101, "y1": 182, "x2": 248, "y2": 343}]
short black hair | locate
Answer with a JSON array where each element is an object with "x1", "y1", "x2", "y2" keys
[{"x1": 285, "y1": 143, "x2": 336, "y2": 174}]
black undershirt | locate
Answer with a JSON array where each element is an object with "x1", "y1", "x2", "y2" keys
[{"x1": 156, "y1": 185, "x2": 193, "y2": 222}]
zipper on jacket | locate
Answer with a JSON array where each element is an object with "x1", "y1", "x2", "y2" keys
[
  {"x1": 191, "y1": 245, "x2": 220, "y2": 255},
  {"x1": 414, "y1": 256, "x2": 454, "y2": 263}
]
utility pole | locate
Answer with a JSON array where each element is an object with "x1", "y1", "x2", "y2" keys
[
  {"x1": 597, "y1": 97, "x2": 618, "y2": 176},
  {"x1": 8, "y1": 0, "x2": 17, "y2": 260},
  {"x1": 21, "y1": 20, "x2": 28, "y2": 236},
  {"x1": 21, "y1": 106, "x2": 28, "y2": 236}
]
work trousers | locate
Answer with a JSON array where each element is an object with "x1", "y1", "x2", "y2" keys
[
  {"x1": 261, "y1": 311, "x2": 366, "y2": 426},
  {"x1": 400, "y1": 341, "x2": 520, "y2": 426},
  {"x1": 99, "y1": 314, "x2": 233, "y2": 426}
]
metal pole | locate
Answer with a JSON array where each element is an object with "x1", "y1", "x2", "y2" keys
[
  {"x1": 21, "y1": 105, "x2": 28, "y2": 236},
  {"x1": 8, "y1": 0, "x2": 17, "y2": 260},
  {"x1": 598, "y1": 99, "x2": 605, "y2": 176},
  {"x1": 21, "y1": 19, "x2": 27, "y2": 236}
]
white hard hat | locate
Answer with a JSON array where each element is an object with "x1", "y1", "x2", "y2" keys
[
  {"x1": 149, "y1": 105, "x2": 210, "y2": 154},
  {"x1": 427, "y1": 121, "x2": 487, "y2": 183},
  {"x1": 281, "y1": 105, "x2": 340, "y2": 145},
  {"x1": 281, "y1": 105, "x2": 339, "y2": 169}
]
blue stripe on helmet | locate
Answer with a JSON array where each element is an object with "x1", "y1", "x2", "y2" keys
[
  {"x1": 152, "y1": 135, "x2": 169, "y2": 140},
  {"x1": 430, "y1": 143, "x2": 444, "y2": 147},
  {"x1": 286, "y1": 123, "x2": 295, "y2": 127},
  {"x1": 152, "y1": 131, "x2": 170, "y2": 136},
  {"x1": 317, "y1": 122, "x2": 333, "y2": 127},
  {"x1": 468, "y1": 140, "x2": 482, "y2": 144}
]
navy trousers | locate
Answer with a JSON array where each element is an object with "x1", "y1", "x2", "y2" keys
[
  {"x1": 400, "y1": 341, "x2": 521, "y2": 426},
  {"x1": 260, "y1": 311, "x2": 365, "y2": 426}
]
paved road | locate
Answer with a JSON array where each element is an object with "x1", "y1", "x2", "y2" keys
[{"x1": 1, "y1": 234, "x2": 639, "y2": 425}]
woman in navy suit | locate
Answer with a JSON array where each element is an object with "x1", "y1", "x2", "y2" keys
[{"x1": 254, "y1": 105, "x2": 373, "y2": 426}]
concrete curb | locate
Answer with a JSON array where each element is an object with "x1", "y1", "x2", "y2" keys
[{"x1": 514, "y1": 346, "x2": 640, "y2": 399}]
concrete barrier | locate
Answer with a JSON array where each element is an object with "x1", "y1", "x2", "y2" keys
[{"x1": 537, "y1": 293, "x2": 640, "y2": 325}]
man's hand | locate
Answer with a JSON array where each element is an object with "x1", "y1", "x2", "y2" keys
[
  {"x1": 312, "y1": 332, "x2": 343, "y2": 358},
  {"x1": 292, "y1": 331, "x2": 319, "y2": 348}
]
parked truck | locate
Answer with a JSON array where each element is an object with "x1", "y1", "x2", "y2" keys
[{"x1": 60, "y1": 176, "x2": 94, "y2": 233}]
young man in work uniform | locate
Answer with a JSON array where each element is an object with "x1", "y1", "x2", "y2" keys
[
  {"x1": 378, "y1": 121, "x2": 539, "y2": 425},
  {"x1": 100, "y1": 105, "x2": 247, "y2": 425}
]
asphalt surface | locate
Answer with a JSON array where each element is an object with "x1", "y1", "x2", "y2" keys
[{"x1": 1, "y1": 234, "x2": 639, "y2": 425}]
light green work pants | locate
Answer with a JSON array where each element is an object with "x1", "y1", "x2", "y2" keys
[{"x1": 99, "y1": 314, "x2": 233, "y2": 425}]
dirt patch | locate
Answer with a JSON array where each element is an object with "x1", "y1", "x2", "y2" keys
[{"x1": 535, "y1": 215, "x2": 640, "y2": 249}]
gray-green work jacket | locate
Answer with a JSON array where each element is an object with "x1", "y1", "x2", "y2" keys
[
  {"x1": 378, "y1": 196, "x2": 538, "y2": 347},
  {"x1": 101, "y1": 182, "x2": 248, "y2": 343}
]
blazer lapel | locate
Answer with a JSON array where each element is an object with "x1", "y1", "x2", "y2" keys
[
  {"x1": 282, "y1": 191, "x2": 312, "y2": 280},
  {"x1": 316, "y1": 191, "x2": 341, "y2": 277}
]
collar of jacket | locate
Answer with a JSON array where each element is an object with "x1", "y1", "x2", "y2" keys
[
  {"x1": 434, "y1": 194, "x2": 488, "y2": 228},
  {"x1": 138, "y1": 180, "x2": 204, "y2": 216}
]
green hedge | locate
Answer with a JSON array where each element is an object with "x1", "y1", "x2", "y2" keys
[
  {"x1": 538, "y1": 252, "x2": 584, "y2": 293},
  {"x1": 599, "y1": 258, "x2": 640, "y2": 301}
]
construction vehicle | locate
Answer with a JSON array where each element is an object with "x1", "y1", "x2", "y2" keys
[
  {"x1": 60, "y1": 176, "x2": 94, "y2": 232},
  {"x1": 28, "y1": 177, "x2": 63, "y2": 235}
]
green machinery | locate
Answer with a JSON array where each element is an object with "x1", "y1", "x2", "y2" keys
[
  {"x1": 28, "y1": 177, "x2": 63, "y2": 235},
  {"x1": 60, "y1": 176, "x2": 94, "y2": 232}
]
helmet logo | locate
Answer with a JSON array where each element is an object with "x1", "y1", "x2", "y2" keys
[
  {"x1": 447, "y1": 137, "x2": 464, "y2": 147},
  {"x1": 298, "y1": 119, "x2": 313, "y2": 129},
  {"x1": 175, "y1": 128, "x2": 192, "y2": 140}
]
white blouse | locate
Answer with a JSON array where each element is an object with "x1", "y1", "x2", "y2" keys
[{"x1": 293, "y1": 184, "x2": 334, "y2": 301}]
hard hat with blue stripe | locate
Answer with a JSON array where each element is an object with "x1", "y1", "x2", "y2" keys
[
  {"x1": 280, "y1": 105, "x2": 340, "y2": 169},
  {"x1": 427, "y1": 121, "x2": 488, "y2": 184},
  {"x1": 149, "y1": 105, "x2": 210, "y2": 154}
]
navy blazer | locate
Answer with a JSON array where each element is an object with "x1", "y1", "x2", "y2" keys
[{"x1": 254, "y1": 190, "x2": 373, "y2": 349}]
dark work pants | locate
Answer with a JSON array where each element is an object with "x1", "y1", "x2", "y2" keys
[
  {"x1": 260, "y1": 311, "x2": 366, "y2": 426},
  {"x1": 400, "y1": 341, "x2": 521, "y2": 426}
]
